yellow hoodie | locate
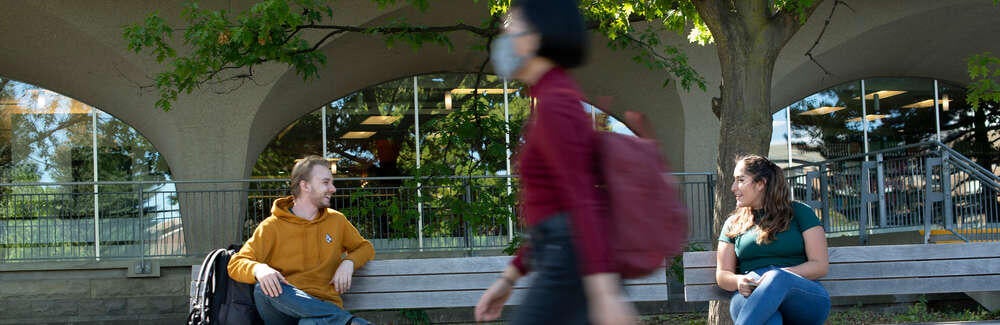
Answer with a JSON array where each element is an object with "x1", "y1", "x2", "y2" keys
[{"x1": 228, "y1": 196, "x2": 375, "y2": 308}]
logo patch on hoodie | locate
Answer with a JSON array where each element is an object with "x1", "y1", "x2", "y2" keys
[{"x1": 325, "y1": 234, "x2": 333, "y2": 243}]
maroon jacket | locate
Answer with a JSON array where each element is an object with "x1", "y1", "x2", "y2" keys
[{"x1": 512, "y1": 67, "x2": 612, "y2": 276}]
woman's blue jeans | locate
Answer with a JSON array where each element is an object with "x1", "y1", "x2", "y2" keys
[
  {"x1": 729, "y1": 266, "x2": 831, "y2": 325},
  {"x1": 253, "y1": 282, "x2": 370, "y2": 325}
]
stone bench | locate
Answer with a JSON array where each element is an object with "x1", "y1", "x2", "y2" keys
[
  {"x1": 682, "y1": 242, "x2": 1000, "y2": 309},
  {"x1": 192, "y1": 255, "x2": 669, "y2": 311}
]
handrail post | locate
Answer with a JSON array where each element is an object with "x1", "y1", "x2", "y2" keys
[
  {"x1": 138, "y1": 184, "x2": 145, "y2": 262},
  {"x1": 94, "y1": 183, "x2": 101, "y2": 261},
  {"x1": 820, "y1": 165, "x2": 830, "y2": 232},
  {"x1": 707, "y1": 173, "x2": 716, "y2": 237},
  {"x1": 924, "y1": 156, "x2": 944, "y2": 244},
  {"x1": 859, "y1": 163, "x2": 873, "y2": 245},
  {"x1": 876, "y1": 154, "x2": 888, "y2": 228},
  {"x1": 416, "y1": 178, "x2": 424, "y2": 252},
  {"x1": 463, "y1": 177, "x2": 473, "y2": 250},
  {"x1": 942, "y1": 152, "x2": 954, "y2": 231}
]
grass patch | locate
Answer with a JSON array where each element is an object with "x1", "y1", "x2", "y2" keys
[
  {"x1": 641, "y1": 313, "x2": 706, "y2": 325},
  {"x1": 641, "y1": 299, "x2": 1000, "y2": 324}
]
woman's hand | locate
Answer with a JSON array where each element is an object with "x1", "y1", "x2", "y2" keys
[
  {"x1": 583, "y1": 273, "x2": 638, "y2": 325},
  {"x1": 474, "y1": 277, "x2": 515, "y2": 322},
  {"x1": 588, "y1": 293, "x2": 638, "y2": 325},
  {"x1": 736, "y1": 274, "x2": 759, "y2": 297}
]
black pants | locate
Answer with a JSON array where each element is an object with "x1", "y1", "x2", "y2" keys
[{"x1": 512, "y1": 213, "x2": 589, "y2": 324}]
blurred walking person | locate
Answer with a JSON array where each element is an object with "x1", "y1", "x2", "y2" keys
[{"x1": 474, "y1": 0, "x2": 637, "y2": 324}]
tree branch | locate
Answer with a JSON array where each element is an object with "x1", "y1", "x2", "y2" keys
[
  {"x1": 290, "y1": 30, "x2": 349, "y2": 55},
  {"x1": 803, "y1": 0, "x2": 854, "y2": 76},
  {"x1": 623, "y1": 34, "x2": 675, "y2": 67},
  {"x1": 297, "y1": 22, "x2": 498, "y2": 38}
]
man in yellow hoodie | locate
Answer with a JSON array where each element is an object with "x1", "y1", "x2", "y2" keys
[{"x1": 229, "y1": 156, "x2": 375, "y2": 325}]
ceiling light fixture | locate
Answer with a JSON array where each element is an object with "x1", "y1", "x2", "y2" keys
[
  {"x1": 798, "y1": 106, "x2": 846, "y2": 115},
  {"x1": 853, "y1": 90, "x2": 907, "y2": 100},
  {"x1": 846, "y1": 114, "x2": 889, "y2": 122},
  {"x1": 341, "y1": 131, "x2": 376, "y2": 139},
  {"x1": 902, "y1": 98, "x2": 952, "y2": 109},
  {"x1": 361, "y1": 116, "x2": 401, "y2": 125}
]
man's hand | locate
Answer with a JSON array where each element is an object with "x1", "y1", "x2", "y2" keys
[
  {"x1": 331, "y1": 259, "x2": 354, "y2": 293},
  {"x1": 253, "y1": 264, "x2": 288, "y2": 298}
]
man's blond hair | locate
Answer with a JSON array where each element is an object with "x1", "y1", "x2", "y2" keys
[{"x1": 290, "y1": 155, "x2": 331, "y2": 197}]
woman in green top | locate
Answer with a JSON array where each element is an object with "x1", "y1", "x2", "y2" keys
[{"x1": 717, "y1": 155, "x2": 831, "y2": 325}]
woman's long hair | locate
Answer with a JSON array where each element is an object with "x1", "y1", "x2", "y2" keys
[{"x1": 724, "y1": 155, "x2": 793, "y2": 244}]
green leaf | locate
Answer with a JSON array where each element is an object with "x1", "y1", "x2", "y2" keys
[
  {"x1": 123, "y1": 0, "x2": 709, "y2": 111},
  {"x1": 967, "y1": 52, "x2": 1000, "y2": 110}
]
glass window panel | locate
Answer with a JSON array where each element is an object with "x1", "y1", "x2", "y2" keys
[
  {"x1": 406, "y1": 73, "x2": 524, "y2": 176},
  {"x1": 1, "y1": 82, "x2": 97, "y2": 225},
  {"x1": 253, "y1": 77, "x2": 415, "y2": 179},
  {"x1": 862, "y1": 78, "x2": 937, "y2": 152},
  {"x1": 0, "y1": 84, "x2": 93, "y2": 183},
  {"x1": 785, "y1": 80, "x2": 864, "y2": 164},
  {"x1": 769, "y1": 108, "x2": 791, "y2": 169},
  {"x1": 939, "y1": 81, "x2": 1000, "y2": 172},
  {"x1": 1, "y1": 76, "x2": 175, "y2": 260},
  {"x1": 330, "y1": 77, "x2": 414, "y2": 179},
  {"x1": 253, "y1": 109, "x2": 324, "y2": 178},
  {"x1": 95, "y1": 112, "x2": 170, "y2": 182},
  {"x1": 583, "y1": 102, "x2": 636, "y2": 136}
]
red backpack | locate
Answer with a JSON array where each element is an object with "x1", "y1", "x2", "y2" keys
[{"x1": 601, "y1": 111, "x2": 689, "y2": 279}]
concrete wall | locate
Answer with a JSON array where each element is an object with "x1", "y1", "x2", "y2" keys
[{"x1": 0, "y1": 259, "x2": 198, "y2": 324}]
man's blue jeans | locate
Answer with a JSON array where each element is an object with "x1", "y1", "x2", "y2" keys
[
  {"x1": 253, "y1": 283, "x2": 370, "y2": 325},
  {"x1": 729, "y1": 266, "x2": 830, "y2": 325}
]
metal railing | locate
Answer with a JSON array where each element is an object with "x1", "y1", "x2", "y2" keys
[
  {"x1": 4, "y1": 140, "x2": 994, "y2": 264},
  {"x1": 785, "y1": 141, "x2": 1000, "y2": 244},
  {"x1": 0, "y1": 173, "x2": 716, "y2": 263}
]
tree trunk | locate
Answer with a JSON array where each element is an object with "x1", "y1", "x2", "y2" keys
[
  {"x1": 973, "y1": 104, "x2": 991, "y2": 169},
  {"x1": 691, "y1": 1, "x2": 821, "y2": 324}
]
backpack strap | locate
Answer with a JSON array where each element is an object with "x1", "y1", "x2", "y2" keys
[{"x1": 191, "y1": 248, "x2": 225, "y2": 323}]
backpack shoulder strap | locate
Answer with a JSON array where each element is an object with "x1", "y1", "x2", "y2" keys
[{"x1": 191, "y1": 249, "x2": 225, "y2": 321}]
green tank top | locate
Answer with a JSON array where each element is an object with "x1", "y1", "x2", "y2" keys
[{"x1": 718, "y1": 201, "x2": 822, "y2": 274}]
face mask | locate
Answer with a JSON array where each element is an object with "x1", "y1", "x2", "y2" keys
[{"x1": 490, "y1": 33, "x2": 529, "y2": 79}]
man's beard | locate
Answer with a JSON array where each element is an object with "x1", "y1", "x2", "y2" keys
[{"x1": 315, "y1": 194, "x2": 331, "y2": 209}]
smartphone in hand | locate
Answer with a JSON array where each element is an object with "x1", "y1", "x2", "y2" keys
[{"x1": 745, "y1": 271, "x2": 761, "y2": 287}]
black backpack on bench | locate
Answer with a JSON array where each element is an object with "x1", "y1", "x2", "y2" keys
[{"x1": 188, "y1": 245, "x2": 264, "y2": 325}]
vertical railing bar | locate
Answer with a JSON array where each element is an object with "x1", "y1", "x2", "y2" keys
[
  {"x1": 92, "y1": 108, "x2": 101, "y2": 261},
  {"x1": 877, "y1": 154, "x2": 888, "y2": 228},
  {"x1": 413, "y1": 76, "x2": 424, "y2": 251},
  {"x1": 503, "y1": 79, "x2": 514, "y2": 242}
]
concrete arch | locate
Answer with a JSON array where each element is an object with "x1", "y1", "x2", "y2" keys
[
  {"x1": 772, "y1": 0, "x2": 1000, "y2": 112},
  {"x1": 246, "y1": 1, "x2": 689, "y2": 172},
  {"x1": 0, "y1": 2, "x2": 215, "y2": 181}
]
